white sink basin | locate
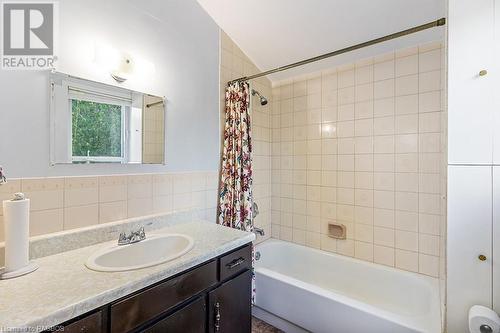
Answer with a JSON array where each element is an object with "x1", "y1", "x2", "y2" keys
[{"x1": 85, "y1": 233, "x2": 194, "y2": 272}]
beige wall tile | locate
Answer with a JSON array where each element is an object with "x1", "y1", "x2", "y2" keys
[
  {"x1": 23, "y1": 190, "x2": 64, "y2": 212},
  {"x1": 22, "y1": 178, "x2": 64, "y2": 212},
  {"x1": 128, "y1": 175, "x2": 153, "y2": 199},
  {"x1": 257, "y1": 38, "x2": 443, "y2": 276},
  {"x1": 374, "y1": 227, "x2": 395, "y2": 247},
  {"x1": 64, "y1": 204, "x2": 98, "y2": 230},
  {"x1": 30, "y1": 209, "x2": 64, "y2": 236},
  {"x1": 355, "y1": 241, "x2": 374, "y2": 261},
  {"x1": 127, "y1": 197, "x2": 153, "y2": 218},
  {"x1": 337, "y1": 239, "x2": 355, "y2": 257},
  {"x1": 419, "y1": 234, "x2": 440, "y2": 256},
  {"x1": 99, "y1": 176, "x2": 127, "y2": 203},
  {"x1": 419, "y1": 253, "x2": 439, "y2": 277},
  {"x1": 0, "y1": 215, "x2": 4, "y2": 241},
  {"x1": 99, "y1": 201, "x2": 127, "y2": 224},
  {"x1": 395, "y1": 95, "x2": 418, "y2": 115},
  {"x1": 64, "y1": 177, "x2": 98, "y2": 207},
  {"x1": 395, "y1": 230, "x2": 418, "y2": 251},
  {"x1": 395, "y1": 249, "x2": 418, "y2": 272},
  {"x1": 374, "y1": 245, "x2": 395, "y2": 267},
  {"x1": 374, "y1": 98, "x2": 395, "y2": 118},
  {"x1": 395, "y1": 55, "x2": 418, "y2": 77},
  {"x1": 374, "y1": 60, "x2": 394, "y2": 81}
]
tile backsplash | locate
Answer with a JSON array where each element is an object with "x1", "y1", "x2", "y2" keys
[
  {"x1": 270, "y1": 42, "x2": 445, "y2": 277},
  {"x1": 0, "y1": 172, "x2": 219, "y2": 241}
]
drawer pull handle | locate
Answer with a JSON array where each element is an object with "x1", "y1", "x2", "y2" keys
[
  {"x1": 214, "y1": 302, "x2": 221, "y2": 331},
  {"x1": 226, "y1": 257, "x2": 245, "y2": 269}
]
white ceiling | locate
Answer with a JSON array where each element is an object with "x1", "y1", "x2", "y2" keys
[{"x1": 197, "y1": 0, "x2": 445, "y2": 82}]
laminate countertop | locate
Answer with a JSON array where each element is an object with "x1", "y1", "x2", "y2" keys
[{"x1": 0, "y1": 220, "x2": 254, "y2": 332}]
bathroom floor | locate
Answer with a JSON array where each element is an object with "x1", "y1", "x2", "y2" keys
[{"x1": 252, "y1": 317, "x2": 283, "y2": 333}]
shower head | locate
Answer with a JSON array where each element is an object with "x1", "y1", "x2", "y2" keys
[{"x1": 251, "y1": 89, "x2": 268, "y2": 106}]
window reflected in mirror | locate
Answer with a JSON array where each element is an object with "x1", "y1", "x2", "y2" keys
[{"x1": 50, "y1": 72, "x2": 165, "y2": 165}]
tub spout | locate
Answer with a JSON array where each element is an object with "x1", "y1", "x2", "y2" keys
[{"x1": 254, "y1": 227, "x2": 265, "y2": 236}]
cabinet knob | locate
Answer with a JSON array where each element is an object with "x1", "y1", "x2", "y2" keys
[
  {"x1": 479, "y1": 70, "x2": 488, "y2": 76},
  {"x1": 478, "y1": 254, "x2": 487, "y2": 261}
]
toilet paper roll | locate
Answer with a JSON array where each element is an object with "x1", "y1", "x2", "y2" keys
[
  {"x1": 469, "y1": 305, "x2": 500, "y2": 333},
  {"x1": 2, "y1": 196, "x2": 30, "y2": 272}
]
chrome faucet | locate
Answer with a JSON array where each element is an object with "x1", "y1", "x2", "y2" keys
[
  {"x1": 118, "y1": 226, "x2": 146, "y2": 245},
  {"x1": 254, "y1": 227, "x2": 265, "y2": 236}
]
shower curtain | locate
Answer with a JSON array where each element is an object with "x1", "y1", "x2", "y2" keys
[{"x1": 217, "y1": 81, "x2": 254, "y2": 232}]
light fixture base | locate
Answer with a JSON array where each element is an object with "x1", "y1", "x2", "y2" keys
[{"x1": 110, "y1": 73, "x2": 127, "y2": 83}]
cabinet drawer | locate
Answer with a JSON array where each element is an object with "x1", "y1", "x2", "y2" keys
[
  {"x1": 143, "y1": 296, "x2": 206, "y2": 333},
  {"x1": 110, "y1": 261, "x2": 217, "y2": 333},
  {"x1": 219, "y1": 244, "x2": 252, "y2": 281},
  {"x1": 63, "y1": 311, "x2": 102, "y2": 333}
]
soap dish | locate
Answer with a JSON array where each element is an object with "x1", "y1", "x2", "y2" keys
[
  {"x1": 328, "y1": 223, "x2": 347, "y2": 240},
  {"x1": 0, "y1": 262, "x2": 39, "y2": 280}
]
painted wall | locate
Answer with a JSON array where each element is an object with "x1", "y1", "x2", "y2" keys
[{"x1": 0, "y1": 0, "x2": 220, "y2": 178}]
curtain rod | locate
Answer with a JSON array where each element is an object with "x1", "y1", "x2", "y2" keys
[{"x1": 228, "y1": 18, "x2": 446, "y2": 84}]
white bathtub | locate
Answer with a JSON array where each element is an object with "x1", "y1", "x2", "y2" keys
[{"x1": 253, "y1": 239, "x2": 441, "y2": 333}]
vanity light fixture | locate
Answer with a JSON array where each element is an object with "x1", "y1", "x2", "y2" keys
[
  {"x1": 110, "y1": 55, "x2": 133, "y2": 83},
  {"x1": 94, "y1": 43, "x2": 155, "y2": 84},
  {"x1": 94, "y1": 43, "x2": 135, "y2": 83}
]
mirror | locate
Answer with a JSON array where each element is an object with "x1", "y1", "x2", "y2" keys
[{"x1": 50, "y1": 72, "x2": 165, "y2": 165}]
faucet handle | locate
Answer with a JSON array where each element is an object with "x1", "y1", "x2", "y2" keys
[
  {"x1": 138, "y1": 226, "x2": 146, "y2": 239},
  {"x1": 118, "y1": 232, "x2": 128, "y2": 244}
]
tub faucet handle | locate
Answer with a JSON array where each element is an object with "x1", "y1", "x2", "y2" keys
[
  {"x1": 252, "y1": 202, "x2": 259, "y2": 218},
  {"x1": 254, "y1": 227, "x2": 265, "y2": 236}
]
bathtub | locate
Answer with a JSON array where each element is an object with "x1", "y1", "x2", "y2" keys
[{"x1": 253, "y1": 239, "x2": 441, "y2": 333}]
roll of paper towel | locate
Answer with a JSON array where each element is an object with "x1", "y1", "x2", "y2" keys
[
  {"x1": 3, "y1": 193, "x2": 30, "y2": 272},
  {"x1": 469, "y1": 305, "x2": 500, "y2": 333}
]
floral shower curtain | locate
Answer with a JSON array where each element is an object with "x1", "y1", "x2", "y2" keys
[{"x1": 217, "y1": 81, "x2": 254, "y2": 232}]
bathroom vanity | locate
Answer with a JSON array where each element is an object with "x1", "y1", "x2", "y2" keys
[
  {"x1": 0, "y1": 218, "x2": 255, "y2": 333},
  {"x1": 54, "y1": 244, "x2": 252, "y2": 333}
]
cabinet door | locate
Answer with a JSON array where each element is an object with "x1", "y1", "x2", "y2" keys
[
  {"x1": 447, "y1": 166, "x2": 492, "y2": 333},
  {"x1": 448, "y1": 0, "x2": 495, "y2": 164},
  {"x1": 63, "y1": 311, "x2": 103, "y2": 333},
  {"x1": 208, "y1": 270, "x2": 252, "y2": 333},
  {"x1": 111, "y1": 261, "x2": 216, "y2": 333},
  {"x1": 142, "y1": 297, "x2": 206, "y2": 333}
]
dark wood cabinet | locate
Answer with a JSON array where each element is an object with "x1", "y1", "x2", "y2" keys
[
  {"x1": 62, "y1": 311, "x2": 103, "y2": 333},
  {"x1": 208, "y1": 270, "x2": 252, "y2": 333},
  {"x1": 110, "y1": 261, "x2": 217, "y2": 333},
  {"x1": 219, "y1": 245, "x2": 252, "y2": 281},
  {"x1": 49, "y1": 243, "x2": 252, "y2": 333},
  {"x1": 142, "y1": 296, "x2": 206, "y2": 333}
]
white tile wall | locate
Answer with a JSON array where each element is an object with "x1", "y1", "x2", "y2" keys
[{"x1": 271, "y1": 42, "x2": 445, "y2": 277}]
